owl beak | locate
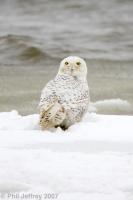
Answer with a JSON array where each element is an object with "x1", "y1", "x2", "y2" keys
[
  {"x1": 71, "y1": 68, "x2": 74, "y2": 72},
  {"x1": 71, "y1": 65, "x2": 74, "y2": 72}
]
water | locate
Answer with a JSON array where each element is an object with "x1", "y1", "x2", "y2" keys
[{"x1": 0, "y1": 0, "x2": 133, "y2": 115}]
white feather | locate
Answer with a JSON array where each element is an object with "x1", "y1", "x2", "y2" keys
[{"x1": 39, "y1": 56, "x2": 90, "y2": 130}]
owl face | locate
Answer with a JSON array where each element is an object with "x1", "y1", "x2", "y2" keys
[{"x1": 58, "y1": 56, "x2": 87, "y2": 80}]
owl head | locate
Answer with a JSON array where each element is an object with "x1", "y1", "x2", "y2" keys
[{"x1": 58, "y1": 56, "x2": 87, "y2": 80}]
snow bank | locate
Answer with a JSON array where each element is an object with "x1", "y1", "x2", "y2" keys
[
  {"x1": 0, "y1": 110, "x2": 39, "y2": 131},
  {"x1": 0, "y1": 111, "x2": 133, "y2": 200},
  {"x1": 0, "y1": 110, "x2": 133, "y2": 142},
  {"x1": 90, "y1": 99, "x2": 132, "y2": 114}
]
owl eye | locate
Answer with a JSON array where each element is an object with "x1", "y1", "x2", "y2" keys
[
  {"x1": 65, "y1": 61, "x2": 69, "y2": 65},
  {"x1": 76, "y1": 62, "x2": 81, "y2": 65}
]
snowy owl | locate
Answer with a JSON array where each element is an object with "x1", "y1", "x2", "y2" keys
[{"x1": 39, "y1": 56, "x2": 89, "y2": 130}]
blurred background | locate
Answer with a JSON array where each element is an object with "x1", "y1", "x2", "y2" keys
[{"x1": 0, "y1": 0, "x2": 133, "y2": 115}]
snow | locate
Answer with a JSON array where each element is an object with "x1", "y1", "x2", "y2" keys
[
  {"x1": 0, "y1": 111, "x2": 133, "y2": 200},
  {"x1": 91, "y1": 99, "x2": 132, "y2": 114}
]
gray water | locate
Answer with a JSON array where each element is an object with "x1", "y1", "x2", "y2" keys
[{"x1": 0, "y1": 0, "x2": 133, "y2": 115}]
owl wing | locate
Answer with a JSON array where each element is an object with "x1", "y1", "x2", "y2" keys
[
  {"x1": 39, "y1": 80, "x2": 57, "y2": 111},
  {"x1": 39, "y1": 79, "x2": 66, "y2": 129}
]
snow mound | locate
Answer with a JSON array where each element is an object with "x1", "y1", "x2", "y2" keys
[
  {"x1": 0, "y1": 111, "x2": 133, "y2": 200},
  {"x1": 0, "y1": 110, "x2": 39, "y2": 130},
  {"x1": 0, "y1": 110, "x2": 133, "y2": 142},
  {"x1": 91, "y1": 99, "x2": 132, "y2": 114}
]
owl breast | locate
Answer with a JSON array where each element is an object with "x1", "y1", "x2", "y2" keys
[{"x1": 53, "y1": 74, "x2": 89, "y2": 123}]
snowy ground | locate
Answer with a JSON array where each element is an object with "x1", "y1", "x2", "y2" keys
[{"x1": 0, "y1": 111, "x2": 133, "y2": 200}]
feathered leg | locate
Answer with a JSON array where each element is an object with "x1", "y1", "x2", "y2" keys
[{"x1": 39, "y1": 102, "x2": 66, "y2": 130}]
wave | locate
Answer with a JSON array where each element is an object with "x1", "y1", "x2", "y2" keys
[
  {"x1": 0, "y1": 34, "x2": 53, "y2": 65},
  {"x1": 90, "y1": 99, "x2": 132, "y2": 114}
]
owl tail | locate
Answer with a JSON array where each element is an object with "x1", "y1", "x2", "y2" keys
[{"x1": 39, "y1": 102, "x2": 66, "y2": 130}]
